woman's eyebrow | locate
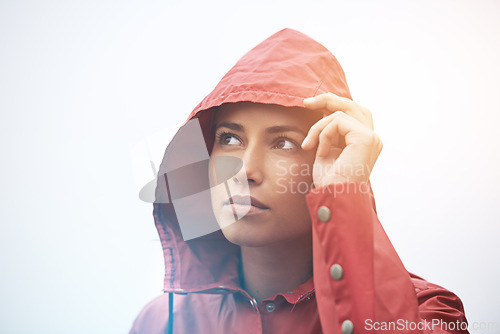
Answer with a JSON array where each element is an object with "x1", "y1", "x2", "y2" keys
[
  {"x1": 215, "y1": 122, "x2": 307, "y2": 136},
  {"x1": 266, "y1": 125, "x2": 307, "y2": 136},
  {"x1": 215, "y1": 122, "x2": 243, "y2": 132}
]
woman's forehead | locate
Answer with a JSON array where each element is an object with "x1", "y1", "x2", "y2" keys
[{"x1": 214, "y1": 102, "x2": 322, "y2": 127}]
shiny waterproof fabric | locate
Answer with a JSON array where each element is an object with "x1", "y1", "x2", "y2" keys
[{"x1": 129, "y1": 28, "x2": 468, "y2": 334}]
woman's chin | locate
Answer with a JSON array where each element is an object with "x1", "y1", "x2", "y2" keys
[{"x1": 219, "y1": 223, "x2": 268, "y2": 247}]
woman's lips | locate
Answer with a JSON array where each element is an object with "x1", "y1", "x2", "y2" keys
[
  {"x1": 223, "y1": 203, "x2": 269, "y2": 217},
  {"x1": 223, "y1": 195, "x2": 269, "y2": 217}
]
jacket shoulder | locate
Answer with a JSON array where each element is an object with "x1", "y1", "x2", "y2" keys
[
  {"x1": 410, "y1": 273, "x2": 468, "y2": 325},
  {"x1": 129, "y1": 293, "x2": 170, "y2": 334}
]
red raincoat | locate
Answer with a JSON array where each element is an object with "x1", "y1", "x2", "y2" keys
[{"x1": 129, "y1": 28, "x2": 468, "y2": 334}]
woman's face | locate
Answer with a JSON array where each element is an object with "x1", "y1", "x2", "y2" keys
[{"x1": 209, "y1": 102, "x2": 322, "y2": 247}]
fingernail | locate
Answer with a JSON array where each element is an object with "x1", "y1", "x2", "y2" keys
[
  {"x1": 301, "y1": 137, "x2": 310, "y2": 148},
  {"x1": 303, "y1": 97, "x2": 315, "y2": 104}
]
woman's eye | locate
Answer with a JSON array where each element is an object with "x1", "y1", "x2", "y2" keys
[
  {"x1": 218, "y1": 133, "x2": 241, "y2": 146},
  {"x1": 274, "y1": 138, "x2": 297, "y2": 150}
]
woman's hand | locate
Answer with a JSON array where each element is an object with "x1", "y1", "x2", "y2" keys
[{"x1": 301, "y1": 92, "x2": 383, "y2": 188}]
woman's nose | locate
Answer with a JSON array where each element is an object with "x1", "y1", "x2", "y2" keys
[{"x1": 232, "y1": 145, "x2": 264, "y2": 185}]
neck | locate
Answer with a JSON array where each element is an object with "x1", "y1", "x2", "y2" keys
[{"x1": 239, "y1": 234, "x2": 313, "y2": 305}]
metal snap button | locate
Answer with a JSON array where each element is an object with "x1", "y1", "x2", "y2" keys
[
  {"x1": 342, "y1": 319, "x2": 354, "y2": 334},
  {"x1": 330, "y1": 264, "x2": 344, "y2": 281},
  {"x1": 318, "y1": 206, "x2": 331, "y2": 222},
  {"x1": 265, "y1": 302, "x2": 276, "y2": 313}
]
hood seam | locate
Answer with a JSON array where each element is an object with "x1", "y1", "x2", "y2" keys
[
  {"x1": 200, "y1": 89, "x2": 312, "y2": 105},
  {"x1": 312, "y1": 68, "x2": 331, "y2": 96}
]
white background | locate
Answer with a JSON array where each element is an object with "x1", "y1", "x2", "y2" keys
[{"x1": 1, "y1": 0, "x2": 499, "y2": 333}]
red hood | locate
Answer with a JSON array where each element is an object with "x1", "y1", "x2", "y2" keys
[{"x1": 153, "y1": 28, "x2": 376, "y2": 293}]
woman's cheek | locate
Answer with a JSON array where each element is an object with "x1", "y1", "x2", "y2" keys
[{"x1": 272, "y1": 168, "x2": 314, "y2": 197}]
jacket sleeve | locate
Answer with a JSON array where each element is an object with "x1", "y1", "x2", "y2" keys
[
  {"x1": 305, "y1": 182, "x2": 468, "y2": 334},
  {"x1": 128, "y1": 293, "x2": 170, "y2": 334}
]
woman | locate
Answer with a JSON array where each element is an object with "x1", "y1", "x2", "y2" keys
[{"x1": 129, "y1": 28, "x2": 468, "y2": 334}]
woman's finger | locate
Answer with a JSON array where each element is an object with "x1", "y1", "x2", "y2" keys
[
  {"x1": 303, "y1": 92, "x2": 352, "y2": 113},
  {"x1": 303, "y1": 92, "x2": 374, "y2": 130},
  {"x1": 316, "y1": 113, "x2": 366, "y2": 157},
  {"x1": 302, "y1": 111, "x2": 358, "y2": 151},
  {"x1": 301, "y1": 114, "x2": 335, "y2": 150}
]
